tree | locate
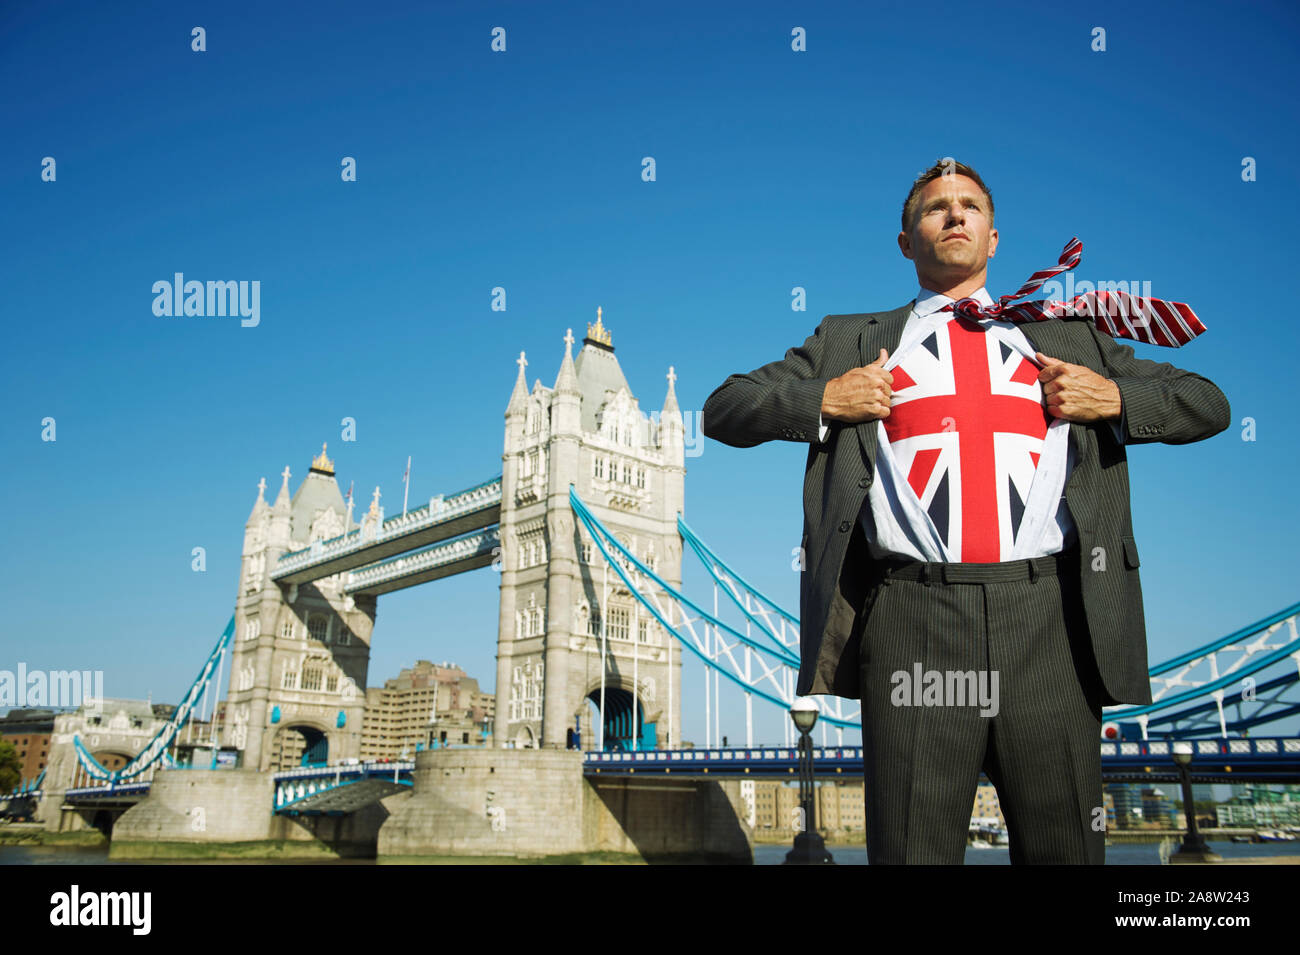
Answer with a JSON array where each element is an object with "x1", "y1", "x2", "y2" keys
[{"x1": 0, "y1": 740, "x2": 21, "y2": 793}]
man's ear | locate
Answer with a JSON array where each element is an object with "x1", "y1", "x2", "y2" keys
[
  {"x1": 987, "y1": 227, "x2": 998, "y2": 259},
  {"x1": 897, "y1": 230, "x2": 913, "y2": 260}
]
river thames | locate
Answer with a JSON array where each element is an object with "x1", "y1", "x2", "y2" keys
[{"x1": 3, "y1": 841, "x2": 1298, "y2": 865}]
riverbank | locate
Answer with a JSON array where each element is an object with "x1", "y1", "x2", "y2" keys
[{"x1": 0, "y1": 825, "x2": 106, "y2": 848}]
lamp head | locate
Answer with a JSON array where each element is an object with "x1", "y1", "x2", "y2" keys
[{"x1": 789, "y1": 697, "x2": 819, "y2": 733}]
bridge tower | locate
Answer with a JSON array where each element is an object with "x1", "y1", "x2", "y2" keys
[
  {"x1": 226, "y1": 445, "x2": 375, "y2": 771},
  {"x1": 496, "y1": 309, "x2": 685, "y2": 750}
]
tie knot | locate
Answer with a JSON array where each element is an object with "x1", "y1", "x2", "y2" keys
[{"x1": 941, "y1": 297, "x2": 989, "y2": 320}]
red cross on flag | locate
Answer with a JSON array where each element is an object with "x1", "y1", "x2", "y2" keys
[{"x1": 882, "y1": 314, "x2": 1058, "y2": 562}]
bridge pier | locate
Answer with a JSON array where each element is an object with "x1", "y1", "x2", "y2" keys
[
  {"x1": 108, "y1": 769, "x2": 399, "y2": 859},
  {"x1": 378, "y1": 748, "x2": 753, "y2": 862}
]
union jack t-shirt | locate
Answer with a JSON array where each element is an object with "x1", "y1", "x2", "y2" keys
[{"x1": 820, "y1": 288, "x2": 1102, "y2": 563}]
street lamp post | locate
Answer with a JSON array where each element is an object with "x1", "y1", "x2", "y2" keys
[
  {"x1": 1169, "y1": 741, "x2": 1221, "y2": 864},
  {"x1": 783, "y1": 698, "x2": 834, "y2": 865}
]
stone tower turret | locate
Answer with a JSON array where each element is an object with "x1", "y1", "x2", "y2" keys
[{"x1": 494, "y1": 308, "x2": 684, "y2": 751}]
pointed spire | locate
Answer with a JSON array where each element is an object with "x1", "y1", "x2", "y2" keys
[
  {"x1": 658, "y1": 365, "x2": 684, "y2": 455},
  {"x1": 506, "y1": 350, "x2": 529, "y2": 414},
  {"x1": 662, "y1": 365, "x2": 680, "y2": 414},
  {"x1": 273, "y1": 466, "x2": 292, "y2": 511},
  {"x1": 246, "y1": 476, "x2": 270, "y2": 524},
  {"x1": 554, "y1": 326, "x2": 579, "y2": 395}
]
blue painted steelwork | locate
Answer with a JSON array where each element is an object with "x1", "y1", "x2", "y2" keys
[
  {"x1": 1106, "y1": 601, "x2": 1300, "y2": 720},
  {"x1": 570, "y1": 487, "x2": 859, "y2": 728},
  {"x1": 583, "y1": 738, "x2": 1300, "y2": 782},
  {"x1": 72, "y1": 616, "x2": 235, "y2": 783},
  {"x1": 678, "y1": 512, "x2": 800, "y2": 660},
  {"x1": 300, "y1": 728, "x2": 328, "y2": 766},
  {"x1": 571, "y1": 488, "x2": 800, "y2": 668},
  {"x1": 7, "y1": 767, "x2": 46, "y2": 797},
  {"x1": 1127, "y1": 673, "x2": 1300, "y2": 736},
  {"x1": 63, "y1": 781, "x2": 152, "y2": 802},
  {"x1": 272, "y1": 760, "x2": 414, "y2": 815}
]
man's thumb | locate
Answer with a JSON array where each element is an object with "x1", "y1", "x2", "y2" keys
[{"x1": 869, "y1": 347, "x2": 888, "y2": 367}]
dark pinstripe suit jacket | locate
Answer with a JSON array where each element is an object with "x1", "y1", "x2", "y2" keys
[{"x1": 701, "y1": 302, "x2": 1231, "y2": 706}]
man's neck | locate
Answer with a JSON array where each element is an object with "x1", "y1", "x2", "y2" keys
[{"x1": 918, "y1": 273, "x2": 988, "y2": 302}]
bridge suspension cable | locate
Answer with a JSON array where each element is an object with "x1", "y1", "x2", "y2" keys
[
  {"x1": 72, "y1": 616, "x2": 235, "y2": 783},
  {"x1": 569, "y1": 487, "x2": 860, "y2": 733}
]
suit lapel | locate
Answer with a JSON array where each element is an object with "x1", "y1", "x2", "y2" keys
[
  {"x1": 855, "y1": 303, "x2": 912, "y2": 469},
  {"x1": 1015, "y1": 317, "x2": 1094, "y2": 461}
]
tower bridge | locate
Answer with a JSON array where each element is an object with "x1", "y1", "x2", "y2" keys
[{"x1": 213, "y1": 309, "x2": 686, "y2": 771}]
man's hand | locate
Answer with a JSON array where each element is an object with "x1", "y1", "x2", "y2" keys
[
  {"x1": 1036, "y1": 352, "x2": 1123, "y2": 423},
  {"x1": 821, "y1": 348, "x2": 894, "y2": 424}
]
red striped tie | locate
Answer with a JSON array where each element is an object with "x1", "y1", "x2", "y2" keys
[{"x1": 940, "y1": 238, "x2": 1207, "y2": 347}]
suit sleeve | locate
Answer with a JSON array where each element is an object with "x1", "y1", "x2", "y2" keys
[
  {"x1": 701, "y1": 316, "x2": 833, "y2": 448},
  {"x1": 1088, "y1": 324, "x2": 1231, "y2": 445}
]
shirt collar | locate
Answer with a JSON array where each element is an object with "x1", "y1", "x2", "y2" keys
[{"x1": 913, "y1": 285, "x2": 995, "y2": 319}]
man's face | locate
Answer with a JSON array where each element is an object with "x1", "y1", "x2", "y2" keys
[{"x1": 898, "y1": 174, "x2": 998, "y2": 288}]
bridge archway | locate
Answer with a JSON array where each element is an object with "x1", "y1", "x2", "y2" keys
[
  {"x1": 585, "y1": 687, "x2": 654, "y2": 752},
  {"x1": 90, "y1": 809, "x2": 115, "y2": 837},
  {"x1": 268, "y1": 723, "x2": 330, "y2": 770},
  {"x1": 71, "y1": 749, "x2": 133, "y2": 789},
  {"x1": 514, "y1": 724, "x2": 536, "y2": 749}
]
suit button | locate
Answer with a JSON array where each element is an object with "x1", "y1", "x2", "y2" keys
[
  {"x1": 858, "y1": 477, "x2": 871, "y2": 488},
  {"x1": 839, "y1": 521, "x2": 851, "y2": 532}
]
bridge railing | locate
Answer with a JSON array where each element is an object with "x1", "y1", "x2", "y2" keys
[
  {"x1": 344, "y1": 528, "x2": 499, "y2": 591},
  {"x1": 1101, "y1": 737, "x2": 1300, "y2": 759},
  {"x1": 273, "y1": 477, "x2": 502, "y2": 577},
  {"x1": 272, "y1": 760, "x2": 415, "y2": 811}
]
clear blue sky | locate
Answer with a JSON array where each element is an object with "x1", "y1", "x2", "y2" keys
[{"x1": 2, "y1": 0, "x2": 1297, "y2": 746}]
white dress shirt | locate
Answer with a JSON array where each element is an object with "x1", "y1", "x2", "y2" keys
[{"x1": 817, "y1": 287, "x2": 1125, "y2": 562}]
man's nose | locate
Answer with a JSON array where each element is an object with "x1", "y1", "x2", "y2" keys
[{"x1": 945, "y1": 202, "x2": 966, "y2": 224}]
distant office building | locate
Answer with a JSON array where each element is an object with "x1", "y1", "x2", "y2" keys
[
  {"x1": 1216, "y1": 787, "x2": 1300, "y2": 828},
  {"x1": 749, "y1": 780, "x2": 803, "y2": 830},
  {"x1": 972, "y1": 781, "x2": 1006, "y2": 829},
  {"x1": 1140, "y1": 787, "x2": 1177, "y2": 827},
  {"x1": 1108, "y1": 783, "x2": 1145, "y2": 829},
  {"x1": 816, "y1": 780, "x2": 866, "y2": 831},
  {"x1": 361, "y1": 660, "x2": 494, "y2": 760}
]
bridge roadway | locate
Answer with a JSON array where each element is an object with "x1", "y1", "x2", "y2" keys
[
  {"x1": 271, "y1": 476, "x2": 501, "y2": 589},
  {"x1": 57, "y1": 737, "x2": 1300, "y2": 818}
]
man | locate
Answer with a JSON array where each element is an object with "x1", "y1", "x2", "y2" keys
[{"x1": 701, "y1": 160, "x2": 1230, "y2": 864}]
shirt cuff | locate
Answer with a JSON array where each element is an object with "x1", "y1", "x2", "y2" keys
[{"x1": 1108, "y1": 406, "x2": 1125, "y2": 445}]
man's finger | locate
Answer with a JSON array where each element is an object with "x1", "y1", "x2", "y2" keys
[
  {"x1": 868, "y1": 347, "x2": 888, "y2": 367},
  {"x1": 1038, "y1": 362, "x2": 1067, "y2": 382},
  {"x1": 1035, "y1": 351, "x2": 1061, "y2": 366}
]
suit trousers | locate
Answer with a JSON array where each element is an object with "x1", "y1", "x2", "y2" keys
[{"x1": 857, "y1": 547, "x2": 1107, "y2": 864}]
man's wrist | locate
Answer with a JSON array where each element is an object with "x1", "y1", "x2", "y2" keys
[
  {"x1": 1106, "y1": 379, "x2": 1124, "y2": 421},
  {"x1": 819, "y1": 380, "x2": 836, "y2": 422}
]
